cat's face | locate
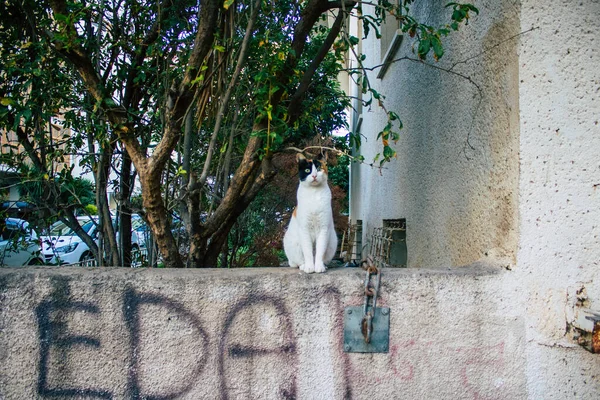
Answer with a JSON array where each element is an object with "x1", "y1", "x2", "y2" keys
[{"x1": 297, "y1": 153, "x2": 328, "y2": 187}]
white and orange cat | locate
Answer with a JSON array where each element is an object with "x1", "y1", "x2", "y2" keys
[{"x1": 284, "y1": 153, "x2": 337, "y2": 273}]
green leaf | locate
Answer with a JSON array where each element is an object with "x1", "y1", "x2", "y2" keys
[
  {"x1": 220, "y1": 141, "x2": 228, "y2": 154},
  {"x1": 266, "y1": 104, "x2": 273, "y2": 121},
  {"x1": 418, "y1": 37, "x2": 431, "y2": 58},
  {"x1": 21, "y1": 109, "x2": 32, "y2": 122},
  {"x1": 383, "y1": 145, "x2": 396, "y2": 159},
  {"x1": 53, "y1": 13, "x2": 68, "y2": 22},
  {"x1": 104, "y1": 98, "x2": 117, "y2": 107},
  {"x1": 431, "y1": 36, "x2": 444, "y2": 60},
  {"x1": 0, "y1": 98, "x2": 16, "y2": 106},
  {"x1": 190, "y1": 74, "x2": 204, "y2": 85},
  {"x1": 349, "y1": 132, "x2": 362, "y2": 149},
  {"x1": 466, "y1": 4, "x2": 480, "y2": 14}
]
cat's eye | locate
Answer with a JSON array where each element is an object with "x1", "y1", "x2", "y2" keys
[{"x1": 305, "y1": 169, "x2": 310, "y2": 173}]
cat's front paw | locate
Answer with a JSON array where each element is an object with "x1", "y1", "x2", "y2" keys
[
  {"x1": 314, "y1": 261, "x2": 326, "y2": 273},
  {"x1": 302, "y1": 263, "x2": 315, "y2": 274}
]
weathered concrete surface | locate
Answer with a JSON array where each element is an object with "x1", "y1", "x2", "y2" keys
[
  {"x1": 516, "y1": 1, "x2": 600, "y2": 398},
  {"x1": 0, "y1": 264, "x2": 537, "y2": 399},
  {"x1": 347, "y1": 0, "x2": 600, "y2": 398},
  {"x1": 350, "y1": 0, "x2": 521, "y2": 268}
]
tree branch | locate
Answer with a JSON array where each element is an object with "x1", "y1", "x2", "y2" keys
[
  {"x1": 150, "y1": 0, "x2": 220, "y2": 174},
  {"x1": 123, "y1": 1, "x2": 174, "y2": 109},
  {"x1": 287, "y1": 7, "x2": 349, "y2": 124},
  {"x1": 197, "y1": 0, "x2": 261, "y2": 187}
]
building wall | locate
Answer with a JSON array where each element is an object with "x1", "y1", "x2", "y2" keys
[
  {"x1": 348, "y1": 0, "x2": 600, "y2": 397},
  {"x1": 515, "y1": 0, "x2": 600, "y2": 396},
  {"x1": 350, "y1": 0, "x2": 521, "y2": 268}
]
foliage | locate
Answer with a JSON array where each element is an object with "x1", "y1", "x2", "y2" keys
[
  {"x1": 84, "y1": 204, "x2": 98, "y2": 215},
  {"x1": 0, "y1": 0, "x2": 131, "y2": 264},
  {"x1": 0, "y1": 0, "x2": 477, "y2": 267},
  {"x1": 19, "y1": 175, "x2": 95, "y2": 214}
]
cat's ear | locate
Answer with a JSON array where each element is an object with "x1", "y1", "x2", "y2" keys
[
  {"x1": 296, "y1": 153, "x2": 306, "y2": 162},
  {"x1": 317, "y1": 152, "x2": 327, "y2": 162}
]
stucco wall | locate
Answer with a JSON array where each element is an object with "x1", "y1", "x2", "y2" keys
[
  {"x1": 349, "y1": 0, "x2": 521, "y2": 268},
  {"x1": 0, "y1": 266, "x2": 531, "y2": 399},
  {"x1": 346, "y1": 0, "x2": 600, "y2": 397},
  {"x1": 1, "y1": 266, "x2": 598, "y2": 399},
  {"x1": 516, "y1": 0, "x2": 600, "y2": 397}
]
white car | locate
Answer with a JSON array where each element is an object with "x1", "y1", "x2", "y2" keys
[
  {"x1": 0, "y1": 218, "x2": 44, "y2": 266},
  {"x1": 41, "y1": 215, "x2": 147, "y2": 266}
]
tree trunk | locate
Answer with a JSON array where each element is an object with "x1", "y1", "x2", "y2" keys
[
  {"x1": 118, "y1": 150, "x2": 133, "y2": 267},
  {"x1": 96, "y1": 139, "x2": 120, "y2": 266},
  {"x1": 192, "y1": 135, "x2": 277, "y2": 267},
  {"x1": 139, "y1": 167, "x2": 184, "y2": 268}
]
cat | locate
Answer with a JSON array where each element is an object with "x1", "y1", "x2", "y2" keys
[{"x1": 283, "y1": 152, "x2": 337, "y2": 273}]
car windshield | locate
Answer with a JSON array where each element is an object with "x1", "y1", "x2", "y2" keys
[
  {"x1": 49, "y1": 219, "x2": 96, "y2": 236},
  {"x1": 80, "y1": 220, "x2": 95, "y2": 233},
  {"x1": 49, "y1": 221, "x2": 71, "y2": 236}
]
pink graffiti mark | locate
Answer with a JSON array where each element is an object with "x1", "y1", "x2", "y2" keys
[
  {"x1": 349, "y1": 338, "x2": 507, "y2": 400},
  {"x1": 389, "y1": 342, "x2": 415, "y2": 382}
]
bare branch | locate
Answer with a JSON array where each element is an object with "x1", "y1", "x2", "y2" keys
[
  {"x1": 449, "y1": 26, "x2": 538, "y2": 71},
  {"x1": 197, "y1": 0, "x2": 262, "y2": 187},
  {"x1": 284, "y1": 146, "x2": 388, "y2": 170},
  {"x1": 287, "y1": 7, "x2": 350, "y2": 124}
]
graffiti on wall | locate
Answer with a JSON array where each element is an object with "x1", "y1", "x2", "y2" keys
[
  {"x1": 27, "y1": 275, "x2": 514, "y2": 399},
  {"x1": 32, "y1": 276, "x2": 352, "y2": 399}
]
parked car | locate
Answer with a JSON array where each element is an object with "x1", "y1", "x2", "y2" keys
[
  {"x1": 0, "y1": 218, "x2": 44, "y2": 266},
  {"x1": 41, "y1": 215, "x2": 147, "y2": 266}
]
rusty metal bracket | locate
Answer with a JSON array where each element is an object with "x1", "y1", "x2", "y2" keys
[
  {"x1": 343, "y1": 306, "x2": 389, "y2": 353},
  {"x1": 344, "y1": 258, "x2": 389, "y2": 353},
  {"x1": 572, "y1": 308, "x2": 600, "y2": 353}
]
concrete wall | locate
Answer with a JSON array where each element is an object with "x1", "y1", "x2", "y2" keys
[
  {"x1": 1, "y1": 265, "x2": 598, "y2": 399},
  {"x1": 516, "y1": 0, "x2": 600, "y2": 397},
  {"x1": 347, "y1": 0, "x2": 600, "y2": 398},
  {"x1": 0, "y1": 265, "x2": 530, "y2": 399},
  {"x1": 349, "y1": 0, "x2": 521, "y2": 268}
]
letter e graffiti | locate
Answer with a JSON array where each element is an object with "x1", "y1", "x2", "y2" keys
[{"x1": 35, "y1": 277, "x2": 111, "y2": 398}]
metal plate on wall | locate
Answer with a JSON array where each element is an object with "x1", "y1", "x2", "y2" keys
[{"x1": 343, "y1": 306, "x2": 389, "y2": 353}]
